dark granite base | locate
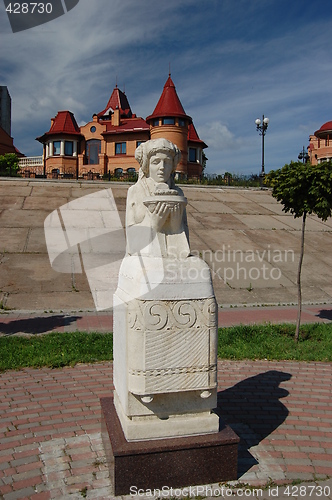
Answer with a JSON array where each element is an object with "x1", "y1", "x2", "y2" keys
[{"x1": 101, "y1": 396, "x2": 239, "y2": 496}]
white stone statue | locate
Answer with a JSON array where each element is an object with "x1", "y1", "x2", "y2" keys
[
  {"x1": 113, "y1": 138, "x2": 219, "y2": 441},
  {"x1": 126, "y1": 138, "x2": 189, "y2": 259}
]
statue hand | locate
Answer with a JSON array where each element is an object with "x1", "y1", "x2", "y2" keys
[{"x1": 148, "y1": 201, "x2": 171, "y2": 231}]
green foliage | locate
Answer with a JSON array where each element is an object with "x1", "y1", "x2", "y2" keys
[
  {"x1": 177, "y1": 173, "x2": 260, "y2": 187},
  {"x1": 0, "y1": 331, "x2": 113, "y2": 371},
  {"x1": 218, "y1": 323, "x2": 332, "y2": 362},
  {"x1": 201, "y1": 151, "x2": 208, "y2": 172},
  {"x1": 265, "y1": 161, "x2": 332, "y2": 221},
  {"x1": 265, "y1": 161, "x2": 332, "y2": 341},
  {"x1": 0, "y1": 324, "x2": 332, "y2": 372},
  {"x1": 0, "y1": 153, "x2": 20, "y2": 177},
  {"x1": 102, "y1": 172, "x2": 138, "y2": 182}
]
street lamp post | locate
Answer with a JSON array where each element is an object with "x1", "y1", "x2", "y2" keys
[
  {"x1": 298, "y1": 146, "x2": 309, "y2": 164},
  {"x1": 255, "y1": 115, "x2": 269, "y2": 184}
]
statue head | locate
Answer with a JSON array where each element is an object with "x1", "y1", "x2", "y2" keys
[{"x1": 135, "y1": 139, "x2": 181, "y2": 182}]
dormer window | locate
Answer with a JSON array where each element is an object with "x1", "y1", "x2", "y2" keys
[{"x1": 162, "y1": 118, "x2": 175, "y2": 125}]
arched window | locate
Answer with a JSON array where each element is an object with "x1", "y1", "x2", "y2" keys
[
  {"x1": 114, "y1": 168, "x2": 123, "y2": 177},
  {"x1": 86, "y1": 139, "x2": 101, "y2": 164}
]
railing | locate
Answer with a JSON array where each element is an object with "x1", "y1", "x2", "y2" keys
[{"x1": 18, "y1": 156, "x2": 43, "y2": 168}]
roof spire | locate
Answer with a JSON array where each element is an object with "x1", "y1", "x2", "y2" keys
[
  {"x1": 169, "y1": 62, "x2": 171, "y2": 77},
  {"x1": 97, "y1": 84, "x2": 132, "y2": 118},
  {"x1": 146, "y1": 74, "x2": 191, "y2": 122}
]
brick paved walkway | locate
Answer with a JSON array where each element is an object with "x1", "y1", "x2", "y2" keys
[{"x1": 0, "y1": 360, "x2": 331, "y2": 499}]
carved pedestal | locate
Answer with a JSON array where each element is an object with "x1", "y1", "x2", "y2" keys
[{"x1": 113, "y1": 290, "x2": 219, "y2": 441}]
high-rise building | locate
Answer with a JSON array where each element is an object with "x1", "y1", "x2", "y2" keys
[{"x1": 0, "y1": 86, "x2": 11, "y2": 137}]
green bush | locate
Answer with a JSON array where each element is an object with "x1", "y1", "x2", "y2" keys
[{"x1": 0, "y1": 153, "x2": 20, "y2": 177}]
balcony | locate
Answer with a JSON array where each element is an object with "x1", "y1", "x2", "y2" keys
[
  {"x1": 19, "y1": 156, "x2": 43, "y2": 168},
  {"x1": 18, "y1": 156, "x2": 44, "y2": 177}
]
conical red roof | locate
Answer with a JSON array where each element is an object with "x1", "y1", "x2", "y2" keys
[
  {"x1": 146, "y1": 76, "x2": 191, "y2": 121},
  {"x1": 97, "y1": 86, "x2": 132, "y2": 118}
]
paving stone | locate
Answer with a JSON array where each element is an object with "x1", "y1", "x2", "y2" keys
[
  {"x1": 0, "y1": 227, "x2": 30, "y2": 252},
  {"x1": 3, "y1": 487, "x2": 36, "y2": 500}
]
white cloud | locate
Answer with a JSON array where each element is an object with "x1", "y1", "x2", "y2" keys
[{"x1": 198, "y1": 121, "x2": 243, "y2": 151}]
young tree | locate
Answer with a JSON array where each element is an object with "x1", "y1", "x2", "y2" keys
[
  {"x1": 265, "y1": 161, "x2": 332, "y2": 341},
  {"x1": 201, "y1": 151, "x2": 208, "y2": 173}
]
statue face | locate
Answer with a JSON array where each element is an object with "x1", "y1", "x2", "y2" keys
[{"x1": 149, "y1": 152, "x2": 173, "y2": 183}]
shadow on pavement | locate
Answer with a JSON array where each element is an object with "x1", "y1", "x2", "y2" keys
[
  {"x1": 316, "y1": 309, "x2": 332, "y2": 321},
  {"x1": 217, "y1": 370, "x2": 292, "y2": 478},
  {"x1": 0, "y1": 315, "x2": 81, "y2": 335}
]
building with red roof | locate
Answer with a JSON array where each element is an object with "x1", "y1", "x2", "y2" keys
[
  {"x1": 35, "y1": 76, "x2": 207, "y2": 179},
  {"x1": 146, "y1": 75, "x2": 207, "y2": 178},
  {"x1": 0, "y1": 125, "x2": 24, "y2": 157},
  {"x1": 308, "y1": 121, "x2": 332, "y2": 165},
  {"x1": 77, "y1": 85, "x2": 150, "y2": 179},
  {"x1": 36, "y1": 111, "x2": 83, "y2": 178}
]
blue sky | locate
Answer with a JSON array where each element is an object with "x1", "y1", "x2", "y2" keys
[{"x1": 1, "y1": 0, "x2": 332, "y2": 176}]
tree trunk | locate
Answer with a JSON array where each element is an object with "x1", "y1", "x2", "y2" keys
[{"x1": 295, "y1": 211, "x2": 306, "y2": 341}]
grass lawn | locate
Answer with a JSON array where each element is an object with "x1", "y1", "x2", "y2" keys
[
  {"x1": 0, "y1": 323, "x2": 331, "y2": 372},
  {"x1": 0, "y1": 331, "x2": 113, "y2": 371},
  {"x1": 218, "y1": 323, "x2": 332, "y2": 362}
]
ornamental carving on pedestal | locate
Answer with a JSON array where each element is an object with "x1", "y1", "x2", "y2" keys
[{"x1": 127, "y1": 298, "x2": 217, "y2": 394}]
